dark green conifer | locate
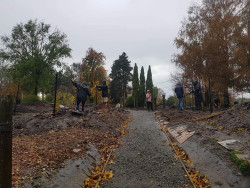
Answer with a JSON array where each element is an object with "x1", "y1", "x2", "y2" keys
[
  {"x1": 110, "y1": 52, "x2": 133, "y2": 104},
  {"x1": 132, "y1": 63, "x2": 139, "y2": 108},
  {"x1": 138, "y1": 66, "x2": 146, "y2": 107}
]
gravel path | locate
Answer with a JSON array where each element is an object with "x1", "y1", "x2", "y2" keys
[{"x1": 102, "y1": 110, "x2": 190, "y2": 188}]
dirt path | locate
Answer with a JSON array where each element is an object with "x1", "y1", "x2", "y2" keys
[{"x1": 102, "y1": 110, "x2": 190, "y2": 188}]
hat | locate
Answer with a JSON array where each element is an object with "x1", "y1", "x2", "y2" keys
[{"x1": 82, "y1": 81, "x2": 88, "y2": 86}]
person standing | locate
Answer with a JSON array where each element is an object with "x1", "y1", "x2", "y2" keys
[
  {"x1": 72, "y1": 80, "x2": 91, "y2": 112},
  {"x1": 146, "y1": 90, "x2": 153, "y2": 111},
  {"x1": 96, "y1": 80, "x2": 109, "y2": 108},
  {"x1": 193, "y1": 81, "x2": 202, "y2": 110},
  {"x1": 175, "y1": 82, "x2": 184, "y2": 110}
]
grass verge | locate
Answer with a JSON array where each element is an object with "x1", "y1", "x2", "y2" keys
[{"x1": 230, "y1": 151, "x2": 250, "y2": 176}]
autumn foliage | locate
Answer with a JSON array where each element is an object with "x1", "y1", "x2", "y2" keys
[
  {"x1": 174, "y1": 0, "x2": 250, "y2": 96},
  {"x1": 79, "y1": 48, "x2": 107, "y2": 103}
]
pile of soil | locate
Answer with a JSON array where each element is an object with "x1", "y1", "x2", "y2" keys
[
  {"x1": 13, "y1": 102, "x2": 128, "y2": 137},
  {"x1": 216, "y1": 106, "x2": 250, "y2": 131}
]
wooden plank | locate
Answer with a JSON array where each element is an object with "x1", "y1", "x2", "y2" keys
[{"x1": 192, "y1": 111, "x2": 223, "y2": 122}]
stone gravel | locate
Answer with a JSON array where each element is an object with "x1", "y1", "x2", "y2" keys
[{"x1": 102, "y1": 110, "x2": 190, "y2": 188}]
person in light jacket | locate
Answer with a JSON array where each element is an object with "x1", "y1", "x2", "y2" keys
[{"x1": 146, "y1": 90, "x2": 153, "y2": 111}]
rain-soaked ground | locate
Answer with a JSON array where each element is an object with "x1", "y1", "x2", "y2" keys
[{"x1": 19, "y1": 107, "x2": 250, "y2": 188}]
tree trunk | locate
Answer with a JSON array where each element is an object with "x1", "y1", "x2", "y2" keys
[
  {"x1": 223, "y1": 89, "x2": 230, "y2": 108},
  {"x1": 34, "y1": 80, "x2": 38, "y2": 96}
]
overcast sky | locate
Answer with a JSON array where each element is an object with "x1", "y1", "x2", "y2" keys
[{"x1": 0, "y1": 0, "x2": 202, "y2": 97}]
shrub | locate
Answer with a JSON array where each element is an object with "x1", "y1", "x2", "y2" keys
[
  {"x1": 125, "y1": 96, "x2": 134, "y2": 108},
  {"x1": 56, "y1": 91, "x2": 75, "y2": 106},
  {"x1": 44, "y1": 94, "x2": 53, "y2": 103},
  {"x1": 22, "y1": 95, "x2": 39, "y2": 104}
]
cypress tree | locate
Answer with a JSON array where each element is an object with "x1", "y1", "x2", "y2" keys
[
  {"x1": 146, "y1": 65, "x2": 153, "y2": 93},
  {"x1": 138, "y1": 66, "x2": 146, "y2": 107},
  {"x1": 132, "y1": 63, "x2": 139, "y2": 108}
]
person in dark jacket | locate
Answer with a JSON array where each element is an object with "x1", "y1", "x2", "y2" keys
[
  {"x1": 72, "y1": 80, "x2": 91, "y2": 112},
  {"x1": 96, "y1": 80, "x2": 109, "y2": 107},
  {"x1": 175, "y1": 82, "x2": 184, "y2": 110},
  {"x1": 193, "y1": 81, "x2": 202, "y2": 110}
]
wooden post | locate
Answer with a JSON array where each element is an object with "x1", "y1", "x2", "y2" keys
[
  {"x1": 53, "y1": 73, "x2": 58, "y2": 116},
  {"x1": 13, "y1": 85, "x2": 19, "y2": 115},
  {"x1": 95, "y1": 88, "x2": 97, "y2": 106},
  {"x1": 154, "y1": 97, "x2": 157, "y2": 110},
  {"x1": 0, "y1": 95, "x2": 13, "y2": 188},
  {"x1": 208, "y1": 78, "x2": 213, "y2": 113},
  {"x1": 162, "y1": 95, "x2": 165, "y2": 109}
]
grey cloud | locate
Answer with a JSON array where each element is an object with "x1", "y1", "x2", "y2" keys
[{"x1": 0, "y1": 0, "x2": 202, "y2": 97}]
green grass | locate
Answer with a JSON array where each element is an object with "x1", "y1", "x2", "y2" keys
[{"x1": 230, "y1": 151, "x2": 250, "y2": 176}]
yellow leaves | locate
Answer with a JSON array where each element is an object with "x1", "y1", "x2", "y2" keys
[
  {"x1": 84, "y1": 177, "x2": 100, "y2": 188},
  {"x1": 122, "y1": 122, "x2": 128, "y2": 128},
  {"x1": 162, "y1": 125, "x2": 168, "y2": 133},
  {"x1": 237, "y1": 128, "x2": 247, "y2": 132},
  {"x1": 108, "y1": 160, "x2": 115, "y2": 165},
  {"x1": 121, "y1": 129, "x2": 128, "y2": 135},
  {"x1": 172, "y1": 143, "x2": 193, "y2": 166},
  {"x1": 103, "y1": 171, "x2": 113, "y2": 181},
  {"x1": 218, "y1": 126, "x2": 224, "y2": 130},
  {"x1": 84, "y1": 146, "x2": 115, "y2": 188},
  {"x1": 188, "y1": 169, "x2": 210, "y2": 188}
]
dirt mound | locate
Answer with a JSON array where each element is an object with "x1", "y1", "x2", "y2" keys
[
  {"x1": 158, "y1": 108, "x2": 209, "y2": 123},
  {"x1": 216, "y1": 106, "x2": 250, "y2": 131},
  {"x1": 15, "y1": 102, "x2": 53, "y2": 113},
  {"x1": 13, "y1": 103, "x2": 128, "y2": 137}
]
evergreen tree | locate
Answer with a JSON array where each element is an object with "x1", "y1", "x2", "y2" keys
[
  {"x1": 110, "y1": 52, "x2": 133, "y2": 104},
  {"x1": 132, "y1": 63, "x2": 139, "y2": 108},
  {"x1": 138, "y1": 66, "x2": 145, "y2": 107},
  {"x1": 146, "y1": 65, "x2": 153, "y2": 94}
]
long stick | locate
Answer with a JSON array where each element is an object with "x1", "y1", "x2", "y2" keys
[
  {"x1": 155, "y1": 115, "x2": 196, "y2": 188},
  {"x1": 53, "y1": 73, "x2": 58, "y2": 116},
  {"x1": 94, "y1": 148, "x2": 114, "y2": 188}
]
